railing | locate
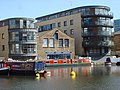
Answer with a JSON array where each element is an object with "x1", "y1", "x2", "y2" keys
[
  {"x1": 82, "y1": 41, "x2": 114, "y2": 47},
  {"x1": 82, "y1": 32, "x2": 113, "y2": 37},
  {"x1": 82, "y1": 12, "x2": 113, "y2": 18},
  {"x1": 82, "y1": 22, "x2": 113, "y2": 27}
]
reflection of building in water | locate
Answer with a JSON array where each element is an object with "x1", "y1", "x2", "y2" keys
[
  {"x1": 81, "y1": 67, "x2": 92, "y2": 76},
  {"x1": 47, "y1": 67, "x2": 92, "y2": 78}
]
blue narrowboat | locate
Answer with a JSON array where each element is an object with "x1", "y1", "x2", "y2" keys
[{"x1": 0, "y1": 61, "x2": 45, "y2": 76}]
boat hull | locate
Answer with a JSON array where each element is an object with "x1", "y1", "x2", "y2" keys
[
  {"x1": 0, "y1": 67, "x2": 10, "y2": 75},
  {"x1": 105, "y1": 62, "x2": 112, "y2": 65},
  {"x1": 0, "y1": 61, "x2": 45, "y2": 76},
  {"x1": 9, "y1": 69, "x2": 36, "y2": 76}
]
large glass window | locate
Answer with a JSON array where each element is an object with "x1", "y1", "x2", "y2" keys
[
  {"x1": 15, "y1": 20, "x2": 20, "y2": 28},
  {"x1": 20, "y1": 19, "x2": 23, "y2": 28},
  {"x1": 38, "y1": 23, "x2": 56, "y2": 31},
  {"x1": 22, "y1": 45, "x2": 36, "y2": 54},
  {"x1": 83, "y1": 18, "x2": 93, "y2": 25},
  {"x1": 15, "y1": 32, "x2": 19, "y2": 41},
  {"x1": 9, "y1": 20, "x2": 20, "y2": 29},
  {"x1": 26, "y1": 21, "x2": 35, "y2": 28},
  {"x1": 9, "y1": 20, "x2": 16, "y2": 29},
  {"x1": 22, "y1": 33, "x2": 27, "y2": 41},
  {"x1": 23, "y1": 20, "x2": 27, "y2": 28},
  {"x1": 9, "y1": 32, "x2": 19, "y2": 41},
  {"x1": 21, "y1": 32, "x2": 36, "y2": 42},
  {"x1": 15, "y1": 44, "x2": 19, "y2": 53},
  {"x1": 52, "y1": 23, "x2": 56, "y2": 28},
  {"x1": 27, "y1": 32, "x2": 36, "y2": 41},
  {"x1": 43, "y1": 38, "x2": 48, "y2": 47}
]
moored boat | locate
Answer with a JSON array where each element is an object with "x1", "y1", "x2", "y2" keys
[
  {"x1": 105, "y1": 62, "x2": 112, "y2": 65},
  {"x1": 0, "y1": 61, "x2": 46, "y2": 76},
  {"x1": 6, "y1": 61, "x2": 45, "y2": 76},
  {"x1": 105, "y1": 57, "x2": 112, "y2": 66},
  {"x1": 0, "y1": 61, "x2": 10, "y2": 75}
]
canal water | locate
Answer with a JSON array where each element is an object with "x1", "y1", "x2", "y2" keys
[{"x1": 0, "y1": 66, "x2": 120, "y2": 90}]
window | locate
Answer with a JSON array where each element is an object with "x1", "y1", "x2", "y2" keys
[
  {"x1": 59, "y1": 39, "x2": 63, "y2": 47},
  {"x1": 70, "y1": 19, "x2": 74, "y2": 25},
  {"x1": 23, "y1": 20, "x2": 27, "y2": 28},
  {"x1": 52, "y1": 23, "x2": 56, "y2": 28},
  {"x1": 15, "y1": 20, "x2": 20, "y2": 28},
  {"x1": 65, "y1": 39, "x2": 69, "y2": 47},
  {"x1": 39, "y1": 23, "x2": 56, "y2": 31},
  {"x1": 15, "y1": 32, "x2": 19, "y2": 41},
  {"x1": 9, "y1": 20, "x2": 16, "y2": 29},
  {"x1": 15, "y1": 44, "x2": 19, "y2": 53},
  {"x1": 70, "y1": 29, "x2": 74, "y2": 35},
  {"x1": 64, "y1": 21, "x2": 67, "y2": 26},
  {"x1": 20, "y1": 19, "x2": 23, "y2": 28},
  {"x1": 64, "y1": 30, "x2": 67, "y2": 34},
  {"x1": 54, "y1": 33, "x2": 58, "y2": 40},
  {"x1": 2, "y1": 33, "x2": 4, "y2": 39},
  {"x1": 2, "y1": 45, "x2": 5, "y2": 51},
  {"x1": 49, "y1": 38, "x2": 54, "y2": 47},
  {"x1": 43, "y1": 38, "x2": 48, "y2": 47},
  {"x1": 22, "y1": 45, "x2": 36, "y2": 54},
  {"x1": 58, "y1": 22, "x2": 61, "y2": 27}
]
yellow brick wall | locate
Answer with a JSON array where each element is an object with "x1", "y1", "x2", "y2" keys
[
  {"x1": 0, "y1": 26, "x2": 9, "y2": 60},
  {"x1": 37, "y1": 28, "x2": 75, "y2": 60}
]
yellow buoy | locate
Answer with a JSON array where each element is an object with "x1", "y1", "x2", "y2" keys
[
  {"x1": 36, "y1": 73, "x2": 40, "y2": 77},
  {"x1": 70, "y1": 71, "x2": 76, "y2": 79},
  {"x1": 70, "y1": 71, "x2": 76, "y2": 76}
]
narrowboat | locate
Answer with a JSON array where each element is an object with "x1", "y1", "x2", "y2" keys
[
  {"x1": 0, "y1": 61, "x2": 46, "y2": 76},
  {"x1": 6, "y1": 61, "x2": 45, "y2": 76}
]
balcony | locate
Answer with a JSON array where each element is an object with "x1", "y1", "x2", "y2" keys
[
  {"x1": 81, "y1": 12, "x2": 113, "y2": 19},
  {"x1": 82, "y1": 41, "x2": 114, "y2": 47},
  {"x1": 82, "y1": 21, "x2": 113, "y2": 28},
  {"x1": 21, "y1": 40, "x2": 37, "y2": 44},
  {"x1": 9, "y1": 40, "x2": 37, "y2": 45},
  {"x1": 97, "y1": 32, "x2": 113, "y2": 36},
  {"x1": 82, "y1": 31, "x2": 113, "y2": 37}
]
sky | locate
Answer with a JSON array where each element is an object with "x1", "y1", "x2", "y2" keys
[{"x1": 0, "y1": 0, "x2": 119, "y2": 20}]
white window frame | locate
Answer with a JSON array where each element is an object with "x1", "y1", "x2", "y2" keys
[
  {"x1": 49, "y1": 38, "x2": 54, "y2": 47},
  {"x1": 43, "y1": 38, "x2": 48, "y2": 47}
]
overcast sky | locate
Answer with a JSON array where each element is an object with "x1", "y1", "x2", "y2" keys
[{"x1": 0, "y1": 0, "x2": 119, "y2": 20}]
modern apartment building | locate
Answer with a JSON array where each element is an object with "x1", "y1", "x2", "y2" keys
[
  {"x1": 37, "y1": 28, "x2": 75, "y2": 59},
  {"x1": 0, "y1": 18, "x2": 37, "y2": 61},
  {"x1": 36, "y1": 5, "x2": 113, "y2": 60},
  {"x1": 114, "y1": 19, "x2": 120, "y2": 32}
]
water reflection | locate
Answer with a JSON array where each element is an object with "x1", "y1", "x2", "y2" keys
[
  {"x1": 1, "y1": 66, "x2": 120, "y2": 90},
  {"x1": 46, "y1": 66, "x2": 93, "y2": 79},
  {"x1": 45, "y1": 66, "x2": 113, "y2": 79}
]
